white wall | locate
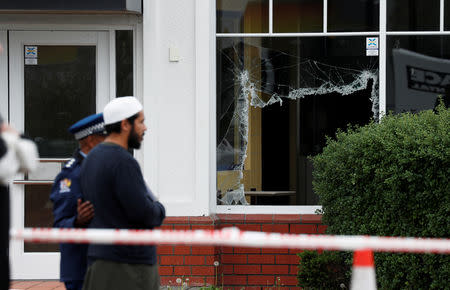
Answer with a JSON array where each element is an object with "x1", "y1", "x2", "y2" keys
[{"x1": 142, "y1": 0, "x2": 214, "y2": 216}]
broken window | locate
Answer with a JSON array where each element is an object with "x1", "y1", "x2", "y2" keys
[{"x1": 217, "y1": 37, "x2": 379, "y2": 205}]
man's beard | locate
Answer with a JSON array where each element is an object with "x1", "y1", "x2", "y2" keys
[{"x1": 128, "y1": 126, "x2": 142, "y2": 149}]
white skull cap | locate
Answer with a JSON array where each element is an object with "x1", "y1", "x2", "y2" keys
[{"x1": 103, "y1": 97, "x2": 143, "y2": 125}]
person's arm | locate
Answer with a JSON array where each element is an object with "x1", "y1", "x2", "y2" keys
[
  {"x1": 114, "y1": 158, "x2": 165, "y2": 229},
  {"x1": 50, "y1": 173, "x2": 94, "y2": 228}
]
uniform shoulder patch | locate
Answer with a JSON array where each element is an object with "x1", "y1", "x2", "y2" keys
[
  {"x1": 59, "y1": 178, "x2": 72, "y2": 193},
  {"x1": 65, "y1": 158, "x2": 76, "y2": 168}
]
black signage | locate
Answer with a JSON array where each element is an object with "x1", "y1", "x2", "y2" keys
[{"x1": 407, "y1": 66, "x2": 450, "y2": 94}]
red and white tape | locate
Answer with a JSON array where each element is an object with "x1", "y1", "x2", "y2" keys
[{"x1": 10, "y1": 227, "x2": 450, "y2": 254}]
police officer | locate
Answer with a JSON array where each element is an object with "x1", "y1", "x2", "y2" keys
[{"x1": 50, "y1": 113, "x2": 106, "y2": 290}]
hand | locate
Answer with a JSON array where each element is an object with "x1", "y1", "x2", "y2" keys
[{"x1": 75, "y1": 199, "x2": 94, "y2": 227}]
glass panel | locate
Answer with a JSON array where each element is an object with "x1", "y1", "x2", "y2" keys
[
  {"x1": 328, "y1": 0, "x2": 379, "y2": 32},
  {"x1": 216, "y1": 0, "x2": 269, "y2": 33},
  {"x1": 386, "y1": 36, "x2": 450, "y2": 113},
  {"x1": 217, "y1": 37, "x2": 378, "y2": 205},
  {"x1": 24, "y1": 45, "x2": 96, "y2": 158},
  {"x1": 24, "y1": 185, "x2": 59, "y2": 252},
  {"x1": 273, "y1": 0, "x2": 322, "y2": 33},
  {"x1": 387, "y1": 0, "x2": 439, "y2": 31},
  {"x1": 446, "y1": 4, "x2": 450, "y2": 31},
  {"x1": 116, "y1": 30, "x2": 133, "y2": 97}
]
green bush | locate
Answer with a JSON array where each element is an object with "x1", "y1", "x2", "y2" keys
[
  {"x1": 309, "y1": 104, "x2": 450, "y2": 289},
  {"x1": 297, "y1": 250, "x2": 350, "y2": 289}
]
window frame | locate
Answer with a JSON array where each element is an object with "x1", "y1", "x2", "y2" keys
[{"x1": 213, "y1": 0, "x2": 449, "y2": 214}]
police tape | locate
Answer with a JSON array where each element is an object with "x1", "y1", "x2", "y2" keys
[{"x1": 10, "y1": 227, "x2": 450, "y2": 254}]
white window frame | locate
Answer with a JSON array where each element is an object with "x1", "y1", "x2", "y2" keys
[{"x1": 213, "y1": 0, "x2": 449, "y2": 214}]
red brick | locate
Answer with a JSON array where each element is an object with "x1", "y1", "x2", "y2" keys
[
  {"x1": 222, "y1": 275, "x2": 247, "y2": 285},
  {"x1": 236, "y1": 224, "x2": 261, "y2": 231},
  {"x1": 191, "y1": 246, "x2": 215, "y2": 255},
  {"x1": 160, "y1": 276, "x2": 174, "y2": 286},
  {"x1": 245, "y1": 214, "x2": 274, "y2": 223},
  {"x1": 289, "y1": 265, "x2": 299, "y2": 275},
  {"x1": 234, "y1": 264, "x2": 261, "y2": 274},
  {"x1": 261, "y1": 248, "x2": 289, "y2": 254},
  {"x1": 223, "y1": 264, "x2": 234, "y2": 274},
  {"x1": 189, "y1": 216, "x2": 215, "y2": 224},
  {"x1": 221, "y1": 246, "x2": 233, "y2": 253},
  {"x1": 261, "y1": 265, "x2": 289, "y2": 274},
  {"x1": 192, "y1": 265, "x2": 215, "y2": 275},
  {"x1": 173, "y1": 265, "x2": 191, "y2": 275},
  {"x1": 300, "y1": 214, "x2": 322, "y2": 224},
  {"x1": 205, "y1": 276, "x2": 216, "y2": 286},
  {"x1": 205, "y1": 255, "x2": 220, "y2": 265},
  {"x1": 160, "y1": 255, "x2": 184, "y2": 265},
  {"x1": 184, "y1": 276, "x2": 206, "y2": 286},
  {"x1": 248, "y1": 254, "x2": 275, "y2": 264},
  {"x1": 191, "y1": 224, "x2": 214, "y2": 230},
  {"x1": 273, "y1": 214, "x2": 301, "y2": 223},
  {"x1": 243, "y1": 287, "x2": 264, "y2": 290},
  {"x1": 278, "y1": 275, "x2": 298, "y2": 286},
  {"x1": 276, "y1": 254, "x2": 300, "y2": 265},
  {"x1": 248, "y1": 275, "x2": 275, "y2": 286},
  {"x1": 216, "y1": 214, "x2": 246, "y2": 223},
  {"x1": 164, "y1": 217, "x2": 189, "y2": 224},
  {"x1": 234, "y1": 247, "x2": 261, "y2": 254},
  {"x1": 318, "y1": 225, "x2": 327, "y2": 234},
  {"x1": 290, "y1": 224, "x2": 317, "y2": 234},
  {"x1": 159, "y1": 266, "x2": 173, "y2": 275},
  {"x1": 289, "y1": 249, "x2": 303, "y2": 255},
  {"x1": 173, "y1": 225, "x2": 190, "y2": 230},
  {"x1": 262, "y1": 224, "x2": 290, "y2": 233},
  {"x1": 159, "y1": 225, "x2": 173, "y2": 231},
  {"x1": 157, "y1": 245, "x2": 173, "y2": 255},
  {"x1": 222, "y1": 254, "x2": 247, "y2": 264},
  {"x1": 173, "y1": 245, "x2": 191, "y2": 255},
  {"x1": 185, "y1": 255, "x2": 205, "y2": 265}
]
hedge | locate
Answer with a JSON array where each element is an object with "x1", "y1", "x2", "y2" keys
[{"x1": 305, "y1": 104, "x2": 449, "y2": 289}]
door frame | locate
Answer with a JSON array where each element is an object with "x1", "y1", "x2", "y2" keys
[{"x1": 8, "y1": 30, "x2": 111, "y2": 279}]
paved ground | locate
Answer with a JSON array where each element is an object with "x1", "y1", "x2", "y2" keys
[{"x1": 10, "y1": 281, "x2": 64, "y2": 290}]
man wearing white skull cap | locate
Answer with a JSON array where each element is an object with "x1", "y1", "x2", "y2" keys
[{"x1": 80, "y1": 97, "x2": 165, "y2": 290}]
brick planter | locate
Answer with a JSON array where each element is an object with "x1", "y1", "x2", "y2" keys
[{"x1": 158, "y1": 214, "x2": 325, "y2": 289}]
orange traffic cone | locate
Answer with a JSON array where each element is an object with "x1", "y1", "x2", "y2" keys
[{"x1": 350, "y1": 249, "x2": 377, "y2": 290}]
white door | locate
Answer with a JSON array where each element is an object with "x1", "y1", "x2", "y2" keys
[{"x1": 8, "y1": 31, "x2": 111, "y2": 279}]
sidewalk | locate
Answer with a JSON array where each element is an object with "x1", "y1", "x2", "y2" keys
[{"x1": 10, "y1": 281, "x2": 64, "y2": 290}]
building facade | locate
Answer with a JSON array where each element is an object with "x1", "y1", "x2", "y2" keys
[{"x1": 1, "y1": 0, "x2": 448, "y2": 288}]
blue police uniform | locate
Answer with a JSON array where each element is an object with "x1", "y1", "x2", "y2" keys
[
  {"x1": 50, "y1": 150, "x2": 87, "y2": 290},
  {"x1": 50, "y1": 113, "x2": 105, "y2": 290}
]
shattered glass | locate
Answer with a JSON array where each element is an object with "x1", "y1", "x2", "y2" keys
[{"x1": 217, "y1": 37, "x2": 379, "y2": 205}]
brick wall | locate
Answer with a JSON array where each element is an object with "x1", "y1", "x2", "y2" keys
[{"x1": 157, "y1": 214, "x2": 325, "y2": 290}]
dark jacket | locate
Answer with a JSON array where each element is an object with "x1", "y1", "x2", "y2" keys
[
  {"x1": 50, "y1": 150, "x2": 88, "y2": 282},
  {"x1": 80, "y1": 143, "x2": 165, "y2": 265}
]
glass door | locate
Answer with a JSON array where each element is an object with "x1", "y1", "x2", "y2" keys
[{"x1": 8, "y1": 31, "x2": 111, "y2": 279}]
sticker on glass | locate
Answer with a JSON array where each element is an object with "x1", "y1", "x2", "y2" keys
[
  {"x1": 24, "y1": 46, "x2": 38, "y2": 65},
  {"x1": 366, "y1": 37, "x2": 378, "y2": 56}
]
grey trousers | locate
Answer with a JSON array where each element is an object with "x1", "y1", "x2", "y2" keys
[{"x1": 82, "y1": 259, "x2": 160, "y2": 290}]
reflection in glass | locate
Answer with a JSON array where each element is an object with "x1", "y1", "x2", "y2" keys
[
  {"x1": 386, "y1": 36, "x2": 450, "y2": 113},
  {"x1": 116, "y1": 30, "x2": 133, "y2": 97},
  {"x1": 387, "y1": 0, "x2": 439, "y2": 31},
  {"x1": 25, "y1": 185, "x2": 59, "y2": 252},
  {"x1": 217, "y1": 37, "x2": 378, "y2": 205},
  {"x1": 273, "y1": 0, "x2": 322, "y2": 33},
  {"x1": 446, "y1": 4, "x2": 450, "y2": 31},
  {"x1": 24, "y1": 46, "x2": 96, "y2": 158},
  {"x1": 217, "y1": 0, "x2": 269, "y2": 33},
  {"x1": 328, "y1": 0, "x2": 379, "y2": 32}
]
